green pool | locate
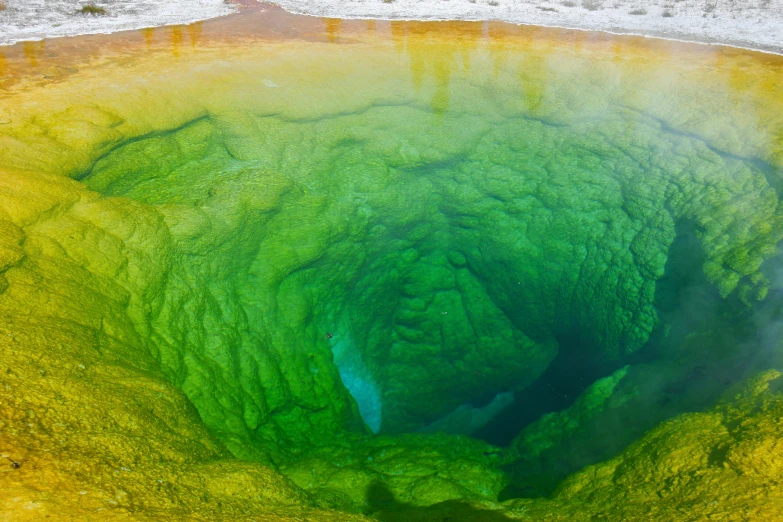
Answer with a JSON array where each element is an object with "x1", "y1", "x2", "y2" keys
[{"x1": 1, "y1": 7, "x2": 783, "y2": 521}]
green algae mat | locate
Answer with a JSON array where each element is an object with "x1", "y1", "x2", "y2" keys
[{"x1": 2, "y1": 6, "x2": 783, "y2": 521}]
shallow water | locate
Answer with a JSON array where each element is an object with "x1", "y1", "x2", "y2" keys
[{"x1": 2, "y1": 5, "x2": 783, "y2": 519}]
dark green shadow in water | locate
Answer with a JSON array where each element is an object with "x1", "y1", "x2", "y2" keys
[{"x1": 366, "y1": 482, "x2": 515, "y2": 522}]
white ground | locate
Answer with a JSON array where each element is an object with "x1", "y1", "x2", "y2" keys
[
  {"x1": 0, "y1": 0, "x2": 235, "y2": 46},
  {"x1": 274, "y1": 0, "x2": 783, "y2": 54},
  {"x1": 0, "y1": 0, "x2": 781, "y2": 54}
]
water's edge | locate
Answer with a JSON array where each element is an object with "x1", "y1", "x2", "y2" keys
[{"x1": 0, "y1": 0, "x2": 781, "y2": 56}]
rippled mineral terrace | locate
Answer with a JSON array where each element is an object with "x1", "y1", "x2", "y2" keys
[{"x1": 1, "y1": 5, "x2": 783, "y2": 521}]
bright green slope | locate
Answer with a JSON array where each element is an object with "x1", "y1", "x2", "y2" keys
[{"x1": 80, "y1": 78, "x2": 782, "y2": 443}]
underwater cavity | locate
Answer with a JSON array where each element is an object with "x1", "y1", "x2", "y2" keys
[{"x1": 78, "y1": 72, "x2": 782, "y2": 452}]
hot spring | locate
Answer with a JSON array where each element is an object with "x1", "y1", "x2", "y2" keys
[{"x1": 2, "y1": 6, "x2": 783, "y2": 521}]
